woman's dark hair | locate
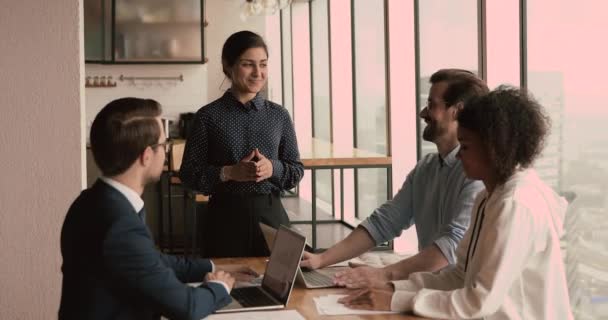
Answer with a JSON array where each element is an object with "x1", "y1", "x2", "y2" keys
[
  {"x1": 457, "y1": 86, "x2": 550, "y2": 184},
  {"x1": 90, "y1": 98, "x2": 162, "y2": 176},
  {"x1": 221, "y1": 30, "x2": 268, "y2": 79}
]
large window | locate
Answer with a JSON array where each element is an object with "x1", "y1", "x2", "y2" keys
[
  {"x1": 281, "y1": 0, "x2": 392, "y2": 232},
  {"x1": 353, "y1": 0, "x2": 387, "y2": 155},
  {"x1": 310, "y1": 0, "x2": 333, "y2": 215},
  {"x1": 417, "y1": 0, "x2": 480, "y2": 158},
  {"x1": 526, "y1": 1, "x2": 608, "y2": 318},
  {"x1": 280, "y1": 6, "x2": 294, "y2": 117},
  {"x1": 311, "y1": 0, "x2": 331, "y2": 142},
  {"x1": 278, "y1": 5, "x2": 608, "y2": 312},
  {"x1": 352, "y1": 0, "x2": 389, "y2": 222}
]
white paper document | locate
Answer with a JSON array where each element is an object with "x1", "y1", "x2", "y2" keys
[
  {"x1": 313, "y1": 294, "x2": 399, "y2": 315},
  {"x1": 204, "y1": 309, "x2": 305, "y2": 320}
]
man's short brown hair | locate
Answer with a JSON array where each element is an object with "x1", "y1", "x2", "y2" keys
[
  {"x1": 430, "y1": 69, "x2": 489, "y2": 107},
  {"x1": 90, "y1": 98, "x2": 162, "y2": 176}
]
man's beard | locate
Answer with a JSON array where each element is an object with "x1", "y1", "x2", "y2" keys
[{"x1": 422, "y1": 122, "x2": 437, "y2": 142}]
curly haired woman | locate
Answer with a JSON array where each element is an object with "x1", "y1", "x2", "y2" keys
[{"x1": 339, "y1": 86, "x2": 573, "y2": 319}]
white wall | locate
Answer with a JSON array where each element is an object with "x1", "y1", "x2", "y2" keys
[
  {"x1": 84, "y1": 64, "x2": 209, "y2": 134},
  {"x1": 205, "y1": 0, "x2": 268, "y2": 102},
  {"x1": 0, "y1": 0, "x2": 84, "y2": 318},
  {"x1": 0, "y1": 0, "x2": 280, "y2": 317},
  {"x1": 84, "y1": 0, "x2": 271, "y2": 137}
]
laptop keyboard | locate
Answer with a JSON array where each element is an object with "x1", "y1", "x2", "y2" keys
[
  {"x1": 231, "y1": 287, "x2": 278, "y2": 307},
  {"x1": 302, "y1": 269, "x2": 335, "y2": 287}
]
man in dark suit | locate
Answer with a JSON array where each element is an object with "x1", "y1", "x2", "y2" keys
[{"x1": 59, "y1": 98, "x2": 256, "y2": 320}]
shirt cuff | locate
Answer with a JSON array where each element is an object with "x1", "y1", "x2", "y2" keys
[
  {"x1": 392, "y1": 280, "x2": 421, "y2": 292},
  {"x1": 359, "y1": 220, "x2": 384, "y2": 245},
  {"x1": 390, "y1": 290, "x2": 416, "y2": 312},
  {"x1": 205, "y1": 166, "x2": 223, "y2": 189},
  {"x1": 208, "y1": 280, "x2": 230, "y2": 295},
  {"x1": 270, "y1": 159, "x2": 284, "y2": 181},
  {"x1": 433, "y1": 237, "x2": 456, "y2": 265}
]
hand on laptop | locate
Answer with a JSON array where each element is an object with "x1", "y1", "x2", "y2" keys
[
  {"x1": 300, "y1": 251, "x2": 324, "y2": 269},
  {"x1": 216, "y1": 264, "x2": 259, "y2": 282},
  {"x1": 333, "y1": 265, "x2": 392, "y2": 289},
  {"x1": 338, "y1": 287, "x2": 394, "y2": 311},
  {"x1": 206, "y1": 271, "x2": 235, "y2": 291}
]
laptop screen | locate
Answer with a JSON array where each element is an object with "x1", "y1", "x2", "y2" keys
[{"x1": 261, "y1": 226, "x2": 306, "y2": 304}]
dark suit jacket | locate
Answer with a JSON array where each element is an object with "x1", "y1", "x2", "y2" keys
[{"x1": 59, "y1": 179, "x2": 231, "y2": 320}]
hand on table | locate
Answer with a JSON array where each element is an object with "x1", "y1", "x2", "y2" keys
[{"x1": 338, "y1": 287, "x2": 394, "y2": 311}]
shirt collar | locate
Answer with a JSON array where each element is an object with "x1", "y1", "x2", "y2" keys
[
  {"x1": 100, "y1": 177, "x2": 144, "y2": 213},
  {"x1": 224, "y1": 89, "x2": 265, "y2": 111},
  {"x1": 438, "y1": 145, "x2": 460, "y2": 168}
]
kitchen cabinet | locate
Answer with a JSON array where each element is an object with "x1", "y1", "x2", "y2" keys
[
  {"x1": 84, "y1": 0, "x2": 111, "y2": 61},
  {"x1": 85, "y1": 0, "x2": 206, "y2": 64}
]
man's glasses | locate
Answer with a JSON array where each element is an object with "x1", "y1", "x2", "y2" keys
[{"x1": 150, "y1": 140, "x2": 173, "y2": 153}]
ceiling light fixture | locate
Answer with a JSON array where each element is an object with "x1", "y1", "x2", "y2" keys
[{"x1": 240, "y1": 0, "x2": 292, "y2": 20}]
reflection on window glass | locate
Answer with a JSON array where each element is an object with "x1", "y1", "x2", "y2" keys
[
  {"x1": 84, "y1": 0, "x2": 104, "y2": 61},
  {"x1": 353, "y1": 0, "x2": 387, "y2": 155},
  {"x1": 114, "y1": 0, "x2": 202, "y2": 61},
  {"x1": 356, "y1": 168, "x2": 388, "y2": 222},
  {"x1": 311, "y1": 0, "x2": 331, "y2": 142},
  {"x1": 353, "y1": 0, "x2": 388, "y2": 221},
  {"x1": 311, "y1": 0, "x2": 333, "y2": 210},
  {"x1": 527, "y1": 1, "x2": 608, "y2": 318},
  {"x1": 417, "y1": 0, "x2": 478, "y2": 158},
  {"x1": 315, "y1": 169, "x2": 334, "y2": 221}
]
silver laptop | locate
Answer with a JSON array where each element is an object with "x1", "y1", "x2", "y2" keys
[
  {"x1": 216, "y1": 226, "x2": 306, "y2": 313},
  {"x1": 259, "y1": 223, "x2": 347, "y2": 289}
]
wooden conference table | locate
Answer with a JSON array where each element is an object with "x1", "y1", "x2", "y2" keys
[{"x1": 215, "y1": 257, "x2": 427, "y2": 320}]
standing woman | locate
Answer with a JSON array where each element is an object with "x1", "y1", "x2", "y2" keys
[
  {"x1": 180, "y1": 31, "x2": 304, "y2": 258},
  {"x1": 339, "y1": 86, "x2": 573, "y2": 319}
]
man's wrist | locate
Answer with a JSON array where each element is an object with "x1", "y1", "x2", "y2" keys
[
  {"x1": 318, "y1": 251, "x2": 331, "y2": 268},
  {"x1": 207, "y1": 280, "x2": 231, "y2": 294},
  {"x1": 382, "y1": 265, "x2": 395, "y2": 281}
]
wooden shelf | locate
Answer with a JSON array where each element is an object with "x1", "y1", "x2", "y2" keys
[
  {"x1": 115, "y1": 20, "x2": 201, "y2": 28},
  {"x1": 85, "y1": 83, "x2": 116, "y2": 88}
]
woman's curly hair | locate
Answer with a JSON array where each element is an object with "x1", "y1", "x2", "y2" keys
[{"x1": 457, "y1": 86, "x2": 551, "y2": 185}]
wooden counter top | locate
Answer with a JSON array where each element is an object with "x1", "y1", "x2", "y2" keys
[
  {"x1": 168, "y1": 138, "x2": 391, "y2": 169},
  {"x1": 299, "y1": 138, "x2": 391, "y2": 168}
]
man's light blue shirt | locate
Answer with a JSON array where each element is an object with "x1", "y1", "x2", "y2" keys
[{"x1": 360, "y1": 146, "x2": 483, "y2": 264}]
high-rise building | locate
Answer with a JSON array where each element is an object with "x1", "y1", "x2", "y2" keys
[{"x1": 528, "y1": 71, "x2": 565, "y2": 192}]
